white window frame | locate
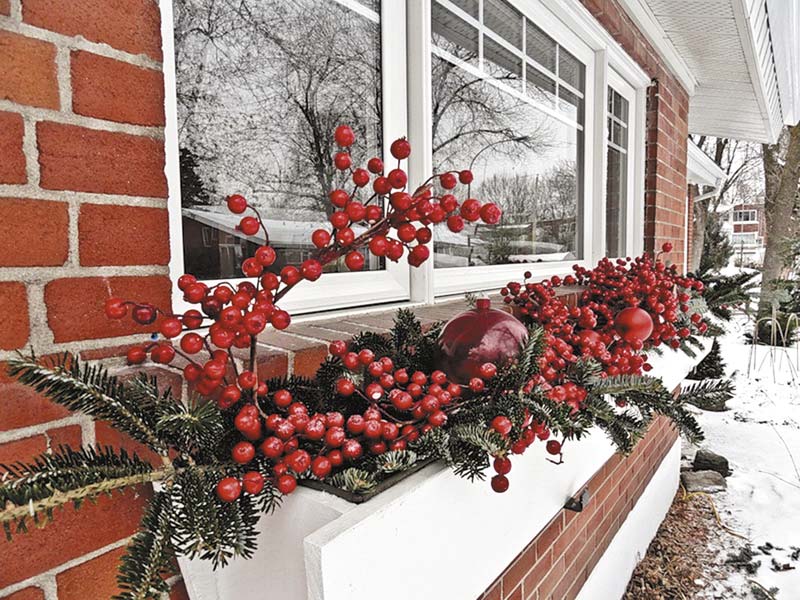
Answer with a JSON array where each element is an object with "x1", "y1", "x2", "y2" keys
[
  {"x1": 604, "y1": 70, "x2": 638, "y2": 258},
  {"x1": 160, "y1": 0, "x2": 649, "y2": 313},
  {"x1": 161, "y1": 0, "x2": 412, "y2": 316}
]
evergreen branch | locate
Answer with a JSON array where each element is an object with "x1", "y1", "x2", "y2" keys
[
  {"x1": 115, "y1": 492, "x2": 174, "y2": 600},
  {"x1": 0, "y1": 446, "x2": 155, "y2": 507},
  {"x1": 1, "y1": 467, "x2": 173, "y2": 535},
  {"x1": 677, "y1": 379, "x2": 735, "y2": 410},
  {"x1": 370, "y1": 450, "x2": 419, "y2": 474},
  {"x1": 588, "y1": 374, "x2": 665, "y2": 396},
  {"x1": 328, "y1": 468, "x2": 377, "y2": 493},
  {"x1": 7, "y1": 355, "x2": 167, "y2": 454},
  {"x1": 156, "y1": 398, "x2": 226, "y2": 458}
]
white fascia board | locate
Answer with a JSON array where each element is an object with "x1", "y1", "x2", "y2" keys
[
  {"x1": 686, "y1": 142, "x2": 726, "y2": 188},
  {"x1": 615, "y1": 0, "x2": 698, "y2": 96},
  {"x1": 731, "y1": 0, "x2": 783, "y2": 143}
]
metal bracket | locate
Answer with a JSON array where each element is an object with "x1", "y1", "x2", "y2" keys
[{"x1": 564, "y1": 487, "x2": 590, "y2": 512}]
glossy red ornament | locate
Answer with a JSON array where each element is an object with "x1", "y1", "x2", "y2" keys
[
  {"x1": 614, "y1": 307, "x2": 654, "y2": 343},
  {"x1": 437, "y1": 298, "x2": 528, "y2": 383}
]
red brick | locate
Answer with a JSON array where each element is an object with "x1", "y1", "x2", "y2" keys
[
  {"x1": 0, "y1": 363, "x2": 72, "y2": 431},
  {"x1": 0, "y1": 282, "x2": 29, "y2": 350},
  {"x1": 502, "y1": 542, "x2": 536, "y2": 592},
  {"x1": 2, "y1": 587, "x2": 45, "y2": 600},
  {"x1": 0, "y1": 435, "x2": 46, "y2": 467},
  {"x1": 0, "y1": 426, "x2": 81, "y2": 466},
  {"x1": 79, "y1": 204, "x2": 170, "y2": 266},
  {"x1": 56, "y1": 546, "x2": 125, "y2": 600},
  {"x1": 22, "y1": 0, "x2": 162, "y2": 60},
  {"x1": 170, "y1": 580, "x2": 191, "y2": 600},
  {"x1": 506, "y1": 583, "x2": 522, "y2": 600},
  {"x1": 0, "y1": 31, "x2": 59, "y2": 109},
  {"x1": 0, "y1": 198, "x2": 69, "y2": 266},
  {"x1": 37, "y1": 122, "x2": 167, "y2": 197},
  {"x1": 0, "y1": 0, "x2": 9, "y2": 15},
  {"x1": 534, "y1": 516, "x2": 562, "y2": 558},
  {"x1": 0, "y1": 487, "x2": 150, "y2": 588},
  {"x1": 44, "y1": 275, "x2": 172, "y2": 343},
  {"x1": 71, "y1": 51, "x2": 165, "y2": 126},
  {"x1": 0, "y1": 111, "x2": 26, "y2": 184},
  {"x1": 294, "y1": 345, "x2": 328, "y2": 378}
]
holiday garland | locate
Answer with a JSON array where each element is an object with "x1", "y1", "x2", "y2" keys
[{"x1": 0, "y1": 127, "x2": 731, "y2": 599}]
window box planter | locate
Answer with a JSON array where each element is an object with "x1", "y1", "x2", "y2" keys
[{"x1": 176, "y1": 338, "x2": 710, "y2": 600}]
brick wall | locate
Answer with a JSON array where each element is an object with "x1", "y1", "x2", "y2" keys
[
  {"x1": 0, "y1": 0, "x2": 178, "y2": 597},
  {"x1": 581, "y1": 0, "x2": 691, "y2": 269},
  {"x1": 478, "y1": 416, "x2": 678, "y2": 600},
  {"x1": 0, "y1": 0, "x2": 692, "y2": 598}
]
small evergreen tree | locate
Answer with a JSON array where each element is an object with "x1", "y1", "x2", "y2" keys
[
  {"x1": 179, "y1": 147, "x2": 212, "y2": 207},
  {"x1": 698, "y1": 213, "x2": 734, "y2": 276},
  {"x1": 687, "y1": 339, "x2": 726, "y2": 380}
]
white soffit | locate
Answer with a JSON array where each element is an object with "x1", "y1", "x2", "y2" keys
[{"x1": 620, "y1": 0, "x2": 785, "y2": 144}]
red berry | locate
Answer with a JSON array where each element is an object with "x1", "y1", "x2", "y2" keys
[
  {"x1": 490, "y1": 416, "x2": 513, "y2": 437},
  {"x1": 439, "y1": 172, "x2": 457, "y2": 189},
  {"x1": 459, "y1": 170, "x2": 474, "y2": 184},
  {"x1": 367, "y1": 157, "x2": 384, "y2": 173},
  {"x1": 329, "y1": 340, "x2": 347, "y2": 356},
  {"x1": 493, "y1": 456, "x2": 512, "y2": 475},
  {"x1": 301, "y1": 259, "x2": 323, "y2": 281},
  {"x1": 329, "y1": 189, "x2": 349, "y2": 208},
  {"x1": 661, "y1": 242, "x2": 673, "y2": 253},
  {"x1": 336, "y1": 378, "x2": 355, "y2": 396},
  {"x1": 369, "y1": 235, "x2": 388, "y2": 256},
  {"x1": 274, "y1": 389, "x2": 292, "y2": 408},
  {"x1": 216, "y1": 477, "x2": 242, "y2": 502},
  {"x1": 387, "y1": 168, "x2": 407, "y2": 189},
  {"x1": 104, "y1": 297, "x2": 127, "y2": 319},
  {"x1": 276, "y1": 474, "x2": 297, "y2": 495},
  {"x1": 447, "y1": 215, "x2": 464, "y2": 233},
  {"x1": 546, "y1": 440, "x2": 562, "y2": 455},
  {"x1": 334, "y1": 125, "x2": 355, "y2": 147},
  {"x1": 334, "y1": 151, "x2": 352, "y2": 170},
  {"x1": 232, "y1": 441, "x2": 256, "y2": 464},
  {"x1": 352, "y1": 168, "x2": 370, "y2": 187},
  {"x1": 260, "y1": 436, "x2": 284, "y2": 459},
  {"x1": 242, "y1": 471, "x2": 265, "y2": 495},
  {"x1": 132, "y1": 304, "x2": 157, "y2": 325},
  {"x1": 491, "y1": 474, "x2": 509, "y2": 493},
  {"x1": 345, "y1": 251, "x2": 365, "y2": 271},
  {"x1": 480, "y1": 203, "x2": 502, "y2": 224},
  {"x1": 226, "y1": 194, "x2": 248, "y2": 214},
  {"x1": 239, "y1": 216, "x2": 260, "y2": 236},
  {"x1": 460, "y1": 199, "x2": 482, "y2": 221},
  {"x1": 311, "y1": 456, "x2": 332, "y2": 479},
  {"x1": 342, "y1": 439, "x2": 363, "y2": 460},
  {"x1": 126, "y1": 346, "x2": 146, "y2": 365},
  {"x1": 255, "y1": 245, "x2": 277, "y2": 267},
  {"x1": 390, "y1": 137, "x2": 411, "y2": 159},
  {"x1": 478, "y1": 362, "x2": 497, "y2": 379},
  {"x1": 271, "y1": 310, "x2": 291, "y2": 330}
]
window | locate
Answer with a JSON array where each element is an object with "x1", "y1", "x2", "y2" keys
[
  {"x1": 430, "y1": 0, "x2": 586, "y2": 274},
  {"x1": 733, "y1": 209, "x2": 757, "y2": 222},
  {"x1": 605, "y1": 77, "x2": 634, "y2": 258},
  {"x1": 165, "y1": 0, "x2": 410, "y2": 314},
  {"x1": 162, "y1": 0, "x2": 648, "y2": 311}
]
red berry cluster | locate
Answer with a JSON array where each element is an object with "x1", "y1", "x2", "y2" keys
[
  {"x1": 214, "y1": 340, "x2": 503, "y2": 501},
  {"x1": 501, "y1": 244, "x2": 708, "y2": 413},
  {"x1": 103, "y1": 124, "x2": 503, "y2": 503},
  {"x1": 487, "y1": 413, "x2": 555, "y2": 493}
]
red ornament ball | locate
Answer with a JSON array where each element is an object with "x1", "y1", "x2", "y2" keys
[
  {"x1": 437, "y1": 298, "x2": 528, "y2": 383},
  {"x1": 614, "y1": 307, "x2": 654, "y2": 343}
]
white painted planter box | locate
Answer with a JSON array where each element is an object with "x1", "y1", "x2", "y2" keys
[{"x1": 178, "y1": 340, "x2": 710, "y2": 600}]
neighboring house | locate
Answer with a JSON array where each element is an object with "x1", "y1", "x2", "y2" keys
[
  {"x1": 0, "y1": 2, "x2": 799, "y2": 600},
  {"x1": 723, "y1": 200, "x2": 768, "y2": 266}
]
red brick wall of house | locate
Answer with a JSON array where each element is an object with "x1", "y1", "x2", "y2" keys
[
  {"x1": 581, "y1": 0, "x2": 691, "y2": 270},
  {"x1": 0, "y1": 0, "x2": 690, "y2": 598}
]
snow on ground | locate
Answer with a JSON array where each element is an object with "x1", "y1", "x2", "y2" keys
[{"x1": 687, "y1": 313, "x2": 800, "y2": 598}]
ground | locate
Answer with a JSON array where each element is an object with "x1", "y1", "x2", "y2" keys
[{"x1": 627, "y1": 312, "x2": 800, "y2": 599}]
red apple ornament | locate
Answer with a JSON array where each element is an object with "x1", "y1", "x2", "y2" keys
[{"x1": 437, "y1": 298, "x2": 528, "y2": 383}]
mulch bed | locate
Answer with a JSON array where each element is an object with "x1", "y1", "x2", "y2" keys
[{"x1": 624, "y1": 490, "x2": 733, "y2": 599}]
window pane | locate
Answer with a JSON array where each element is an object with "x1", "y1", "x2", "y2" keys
[
  {"x1": 484, "y1": 37, "x2": 522, "y2": 90},
  {"x1": 526, "y1": 20, "x2": 556, "y2": 72},
  {"x1": 448, "y1": 0, "x2": 479, "y2": 19},
  {"x1": 558, "y1": 48, "x2": 585, "y2": 92},
  {"x1": 526, "y1": 64, "x2": 556, "y2": 105},
  {"x1": 606, "y1": 147, "x2": 627, "y2": 257},
  {"x1": 484, "y1": 0, "x2": 522, "y2": 49},
  {"x1": 605, "y1": 87, "x2": 629, "y2": 257},
  {"x1": 431, "y1": 56, "x2": 583, "y2": 268},
  {"x1": 432, "y1": 1, "x2": 479, "y2": 65},
  {"x1": 173, "y1": 0, "x2": 383, "y2": 279},
  {"x1": 558, "y1": 87, "x2": 584, "y2": 123}
]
